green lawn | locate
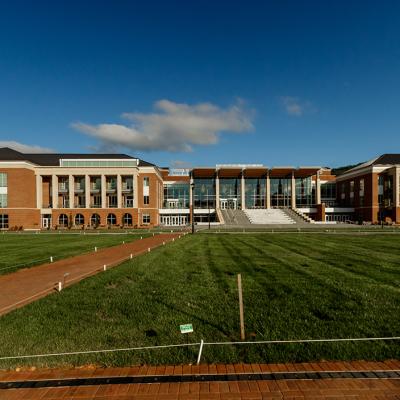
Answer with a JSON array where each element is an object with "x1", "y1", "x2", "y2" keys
[
  {"x1": 0, "y1": 232, "x2": 399, "y2": 368},
  {"x1": 0, "y1": 232, "x2": 148, "y2": 275}
]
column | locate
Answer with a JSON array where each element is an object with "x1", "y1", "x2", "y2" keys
[
  {"x1": 266, "y1": 172, "x2": 271, "y2": 209},
  {"x1": 85, "y1": 175, "x2": 91, "y2": 208},
  {"x1": 316, "y1": 171, "x2": 321, "y2": 205},
  {"x1": 117, "y1": 174, "x2": 122, "y2": 208},
  {"x1": 291, "y1": 171, "x2": 296, "y2": 209},
  {"x1": 394, "y1": 168, "x2": 400, "y2": 207},
  {"x1": 101, "y1": 175, "x2": 107, "y2": 209},
  {"x1": 133, "y1": 173, "x2": 138, "y2": 208},
  {"x1": 68, "y1": 175, "x2": 74, "y2": 209},
  {"x1": 215, "y1": 171, "x2": 220, "y2": 209},
  {"x1": 241, "y1": 171, "x2": 246, "y2": 210},
  {"x1": 36, "y1": 174, "x2": 43, "y2": 209},
  {"x1": 51, "y1": 175, "x2": 58, "y2": 209}
]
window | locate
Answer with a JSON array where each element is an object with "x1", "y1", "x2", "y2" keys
[
  {"x1": 0, "y1": 194, "x2": 7, "y2": 208},
  {"x1": 75, "y1": 213, "x2": 85, "y2": 225},
  {"x1": 0, "y1": 214, "x2": 8, "y2": 229},
  {"x1": 359, "y1": 179, "x2": 365, "y2": 206},
  {"x1": 107, "y1": 213, "x2": 117, "y2": 225},
  {"x1": 143, "y1": 177, "x2": 149, "y2": 187},
  {"x1": 143, "y1": 195, "x2": 150, "y2": 205},
  {"x1": 108, "y1": 195, "x2": 117, "y2": 208},
  {"x1": 142, "y1": 214, "x2": 150, "y2": 224},
  {"x1": 58, "y1": 214, "x2": 68, "y2": 227},
  {"x1": 92, "y1": 195, "x2": 101, "y2": 208},
  {"x1": 0, "y1": 173, "x2": 7, "y2": 187},
  {"x1": 123, "y1": 213, "x2": 133, "y2": 226},
  {"x1": 91, "y1": 213, "x2": 100, "y2": 226}
]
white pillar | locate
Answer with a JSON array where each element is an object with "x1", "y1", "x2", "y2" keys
[
  {"x1": 52, "y1": 175, "x2": 58, "y2": 209},
  {"x1": 394, "y1": 167, "x2": 400, "y2": 207},
  {"x1": 68, "y1": 175, "x2": 74, "y2": 209},
  {"x1": 36, "y1": 174, "x2": 43, "y2": 209},
  {"x1": 117, "y1": 175, "x2": 122, "y2": 208},
  {"x1": 266, "y1": 173, "x2": 271, "y2": 209},
  {"x1": 215, "y1": 171, "x2": 220, "y2": 209},
  {"x1": 291, "y1": 171, "x2": 296, "y2": 209},
  {"x1": 316, "y1": 171, "x2": 321, "y2": 205},
  {"x1": 133, "y1": 173, "x2": 138, "y2": 208},
  {"x1": 85, "y1": 175, "x2": 90, "y2": 208},
  {"x1": 241, "y1": 171, "x2": 246, "y2": 210},
  {"x1": 101, "y1": 175, "x2": 107, "y2": 209},
  {"x1": 189, "y1": 176, "x2": 193, "y2": 208}
]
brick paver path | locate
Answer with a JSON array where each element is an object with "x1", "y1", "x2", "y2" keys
[
  {"x1": 0, "y1": 361, "x2": 399, "y2": 399},
  {"x1": 0, "y1": 233, "x2": 183, "y2": 316}
]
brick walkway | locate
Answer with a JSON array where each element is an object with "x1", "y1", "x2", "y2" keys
[
  {"x1": 0, "y1": 233, "x2": 183, "y2": 316},
  {"x1": 0, "y1": 361, "x2": 399, "y2": 399}
]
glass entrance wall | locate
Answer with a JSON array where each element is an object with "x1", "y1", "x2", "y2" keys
[
  {"x1": 163, "y1": 183, "x2": 190, "y2": 208},
  {"x1": 245, "y1": 178, "x2": 266, "y2": 208},
  {"x1": 270, "y1": 178, "x2": 292, "y2": 207},
  {"x1": 193, "y1": 178, "x2": 216, "y2": 209},
  {"x1": 219, "y1": 178, "x2": 242, "y2": 209},
  {"x1": 295, "y1": 177, "x2": 314, "y2": 206}
]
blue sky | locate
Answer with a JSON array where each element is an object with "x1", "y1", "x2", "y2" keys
[{"x1": 0, "y1": 1, "x2": 399, "y2": 168}]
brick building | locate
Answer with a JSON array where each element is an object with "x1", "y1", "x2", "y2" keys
[{"x1": 0, "y1": 147, "x2": 399, "y2": 229}]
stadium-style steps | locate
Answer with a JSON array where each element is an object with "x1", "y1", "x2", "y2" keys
[
  {"x1": 220, "y1": 209, "x2": 251, "y2": 225},
  {"x1": 244, "y1": 208, "x2": 296, "y2": 225},
  {"x1": 282, "y1": 208, "x2": 313, "y2": 224}
]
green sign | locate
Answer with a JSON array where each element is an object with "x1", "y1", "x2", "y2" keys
[{"x1": 180, "y1": 323, "x2": 193, "y2": 334}]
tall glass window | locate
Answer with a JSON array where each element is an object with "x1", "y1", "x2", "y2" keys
[
  {"x1": 219, "y1": 178, "x2": 241, "y2": 209},
  {"x1": 245, "y1": 178, "x2": 266, "y2": 208},
  {"x1": 321, "y1": 182, "x2": 336, "y2": 207},
  {"x1": 193, "y1": 178, "x2": 215, "y2": 209},
  {"x1": 0, "y1": 173, "x2": 7, "y2": 187},
  {"x1": 296, "y1": 177, "x2": 314, "y2": 206},
  {"x1": 163, "y1": 183, "x2": 189, "y2": 208},
  {"x1": 0, "y1": 173, "x2": 7, "y2": 208},
  {"x1": 270, "y1": 178, "x2": 291, "y2": 207}
]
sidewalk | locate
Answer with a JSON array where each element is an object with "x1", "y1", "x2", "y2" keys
[
  {"x1": 0, "y1": 360, "x2": 399, "y2": 399},
  {"x1": 0, "y1": 233, "x2": 183, "y2": 316}
]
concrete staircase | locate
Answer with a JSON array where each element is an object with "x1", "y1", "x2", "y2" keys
[
  {"x1": 288, "y1": 208, "x2": 315, "y2": 224},
  {"x1": 220, "y1": 209, "x2": 251, "y2": 225},
  {"x1": 244, "y1": 209, "x2": 296, "y2": 224}
]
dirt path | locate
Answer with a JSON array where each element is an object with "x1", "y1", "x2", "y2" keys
[
  {"x1": 0, "y1": 360, "x2": 399, "y2": 399},
  {"x1": 0, "y1": 233, "x2": 183, "y2": 316}
]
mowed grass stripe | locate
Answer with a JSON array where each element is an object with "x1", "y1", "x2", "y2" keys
[
  {"x1": 0, "y1": 233, "x2": 149, "y2": 275},
  {"x1": 0, "y1": 233, "x2": 398, "y2": 367}
]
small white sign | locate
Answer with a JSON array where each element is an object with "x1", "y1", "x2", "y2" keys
[{"x1": 180, "y1": 323, "x2": 193, "y2": 334}]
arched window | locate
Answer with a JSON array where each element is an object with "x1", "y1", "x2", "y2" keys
[
  {"x1": 90, "y1": 213, "x2": 100, "y2": 227},
  {"x1": 58, "y1": 214, "x2": 68, "y2": 227},
  {"x1": 75, "y1": 213, "x2": 85, "y2": 226},
  {"x1": 123, "y1": 213, "x2": 132, "y2": 226},
  {"x1": 107, "y1": 213, "x2": 117, "y2": 225}
]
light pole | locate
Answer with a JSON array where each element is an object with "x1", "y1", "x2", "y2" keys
[{"x1": 190, "y1": 181, "x2": 195, "y2": 234}]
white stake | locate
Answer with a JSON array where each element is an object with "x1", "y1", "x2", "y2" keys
[
  {"x1": 57, "y1": 282, "x2": 62, "y2": 292},
  {"x1": 197, "y1": 339, "x2": 204, "y2": 365},
  {"x1": 50, "y1": 256, "x2": 53, "y2": 263},
  {"x1": 148, "y1": 248, "x2": 150, "y2": 252},
  {"x1": 103, "y1": 265, "x2": 107, "y2": 271},
  {"x1": 140, "y1": 236, "x2": 142, "y2": 240},
  {"x1": 130, "y1": 253, "x2": 133, "y2": 259},
  {"x1": 95, "y1": 246, "x2": 97, "y2": 252},
  {"x1": 163, "y1": 241, "x2": 165, "y2": 245}
]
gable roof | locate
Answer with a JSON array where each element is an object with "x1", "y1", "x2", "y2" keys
[{"x1": 0, "y1": 147, "x2": 155, "y2": 167}]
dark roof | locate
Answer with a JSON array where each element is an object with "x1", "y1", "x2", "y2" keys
[
  {"x1": 0, "y1": 147, "x2": 155, "y2": 167},
  {"x1": 372, "y1": 154, "x2": 400, "y2": 165}
]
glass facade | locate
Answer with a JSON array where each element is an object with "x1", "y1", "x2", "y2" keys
[
  {"x1": 295, "y1": 177, "x2": 314, "y2": 206},
  {"x1": 270, "y1": 178, "x2": 291, "y2": 207},
  {"x1": 193, "y1": 178, "x2": 215, "y2": 209},
  {"x1": 219, "y1": 178, "x2": 241, "y2": 209},
  {"x1": 321, "y1": 181, "x2": 336, "y2": 207},
  {"x1": 163, "y1": 183, "x2": 190, "y2": 208},
  {"x1": 245, "y1": 178, "x2": 266, "y2": 208}
]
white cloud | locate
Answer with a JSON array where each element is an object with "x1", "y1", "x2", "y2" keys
[
  {"x1": 170, "y1": 160, "x2": 192, "y2": 169},
  {"x1": 0, "y1": 140, "x2": 55, "y2": 153},
  {"x1": 280, "y1": 96, "x2": 316, "y2": 116},
  {"x1": 72, "y1": 99, "x2": 254, "y2": 153}
]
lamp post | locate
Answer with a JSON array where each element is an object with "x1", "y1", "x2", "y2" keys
[{"x1": 190, "y1": 180, "x2": 195, "y2": 234}]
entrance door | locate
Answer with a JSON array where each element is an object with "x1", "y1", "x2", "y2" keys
[
  {"x1": 42, "y1": 215, "x2": 51, "y2": 228},
  {"x1": 220, "y1": 200, "x2": 228, "y2": 209}
]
